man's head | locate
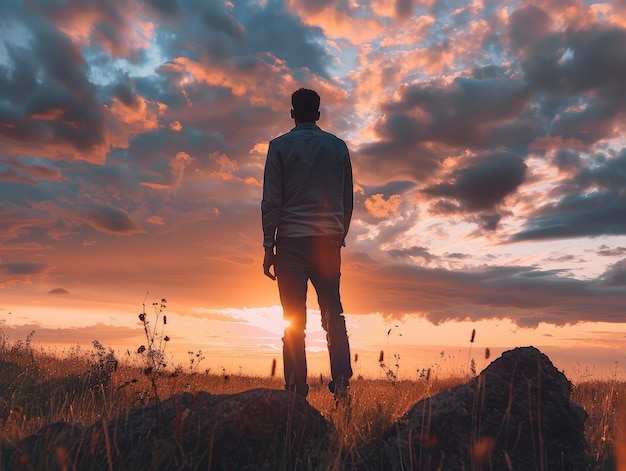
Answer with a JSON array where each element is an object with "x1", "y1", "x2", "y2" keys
[{"x1": 291, "y1": 88, "x2": 320, "y2": 123}]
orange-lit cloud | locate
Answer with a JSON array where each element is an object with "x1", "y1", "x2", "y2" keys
[
  {"x1": 287, "y1": 0, "x2": 385, "y2": 42},
  {"x1": 365, "y1": 194, "x2": 402, "y2": 218}
]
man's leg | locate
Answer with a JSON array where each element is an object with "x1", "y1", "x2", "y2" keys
[
  {"x1": 310, "y1": 237, "x2": 352, "y2": 396},
  {"x1": 275, "y1": 238, "x2": 309, "y2": 397},
  {"x1": 321, "y1": 308, "x2": 352, "y2": 397}
]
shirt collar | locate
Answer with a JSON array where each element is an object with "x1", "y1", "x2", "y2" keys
[{"x1": 292, "y1": 123, "x2": 321, "y2": 131}]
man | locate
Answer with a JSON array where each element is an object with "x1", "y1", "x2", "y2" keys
[{"x1": 261, "y1": 88, "x2": 353, "y2": 399}]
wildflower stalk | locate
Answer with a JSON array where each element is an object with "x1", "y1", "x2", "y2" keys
[{"x1": 137, "y1": 293, "x2": 170, "y2": 405}]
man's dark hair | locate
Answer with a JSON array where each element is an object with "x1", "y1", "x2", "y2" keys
[{"x1": 291, "y1": 88, "x2": 320, "y2": 122}]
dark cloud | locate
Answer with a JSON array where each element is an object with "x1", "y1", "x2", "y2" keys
[
  {"x1": 356, "y1": 141, "x2": 443, "y2": 185},
  {"x1": 0, "y1": 16, "x2": 105, "y2": 154},
  {"x1": 153, "y1": 0, "x2": 332, "y2": 74},
  {"x1": 597, "y1": 245, "x2": 626, "y2": 257},
  {"x1": 145, "y1": 0, "x2": 180, "y2": 16},
  {"x1": 395, "y1": 0, "x2": 417, "y2": 21},
  {"x1": 343, "y1": 258, "x2": 626, "y2": 326},
  {"x1": 543, "y1": 253, "x2": 583, "y2": 264},
  {"x1": 202, "y1": 2, "x2": 244, "y2": 42},
  {"x1": 513, "y1": 151, "x2": 626, "y2": 241},
  {"x1": 385, "y1": 246, "x2": 437, "y2": 264},
  {"x1": 424, "y1": 152, "x2": 527, "y2": 211},
  {"x1": 82, "y1": 204, "x2": 140, "y2": 234},
  {"x1": 357, "y1": 76, "x2": 533, "y2": 185},
  {"x1": 553, "y1": 150, "x2": 583, "y2": 173},
  {"x1": 0, "y1": 262, "x2": 47, "y2": 275},
  {"x1": 388, "y1": 76, "x2": 531, "y2": 147},
  {"x1": 514, "y1": 14, "x2": 626, "y2": 145},
  {"x1": 558, "y1": 27, "x2": 626, "y2": 95},
  {"x1": 599, "y1": 259, "x2": 626, "y2": 287},
  {"x1": 112, "y1": 76, "x2": 139, "y2": 108},
  {"x1": 444, "y1": 252, "x2": 471, "y2": 260},
  {"x1": 0, "y1": 158, "x2": 62, "y2": 183},
  {"x1": 29, "y1": 0, "x2": 138, "y2": 59},
  {"x1": 508, "y1": 4, "x2": 554, "y2": 54},
  {"x1": 574, "y1": 151, "x2": 626, "y2": 190},
  {"x1": 512, "y1": 189, "x2": 626, "y2": 241},
  {"x1": 0, "y1": 169, "x2": 31, "y2": 184},
  {"x1": 243, "y1": 6, "x2": 332, "y2": 77},
  {"x1": 49, "y1": 287, "x2": 70, "y2": 295},
  {"x1": 472, "y1": 213, "x2": 502, "y2": 232},
  {"x1": 360, "y1": 181, "x2": 416, "y2": 196}
]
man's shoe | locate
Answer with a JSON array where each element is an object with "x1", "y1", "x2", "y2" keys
[{"x1": 328, "y1": 379, "x2": 349, "y2": 399}]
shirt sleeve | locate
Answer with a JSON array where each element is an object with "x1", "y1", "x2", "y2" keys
[
  {"x1": 343, "y1": 147, "x2": 354, "y2": 244},
  {"x1": 261, "y1": 141, "x2": 283, "y2": 248}
]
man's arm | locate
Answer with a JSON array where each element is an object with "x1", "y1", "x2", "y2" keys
[
  {"x1": 261, "y1": 141, "x2": 283, "y2": 279},
  {"x1": 261, "y1": 141, "x2": 283, "y2": 248},
  {"x1": 343, "y1": 150, "x2": 354, "y2": 243}
]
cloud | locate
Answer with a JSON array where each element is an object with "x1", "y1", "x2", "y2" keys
[
  {"x1": 423, "y1": 152, "x2": 527, "y2": 213},
  {"x1": 513, "y1": 190, "x2": 626, "y2": 241},
  {"x1": 512, "y1": 150, "x2": 626, "y2": 241},
  {"x1": 384, "y1": 246, "x2": 437, "y2": 264},
  {"x1": 81, "y1": 204, "x2": 141, "y2": 234},
  {"x1": 49, "y1": 288, "x2": 70, "y2": 295},
  {"x1": 169, "y1": 120, "x2": 182, "y2": 132},
  {"x1": 364, "y1": 193, "x2": 402, "y2": 218},
  {"x1": 342, "y1": 256, "x2": 626, "y2": 327},
  {"x1": 287, "y1": 0, "x2": 385, "y2": 42},
  {"x1": 355, "y1": 75, "x2": 534, "y2": 186},
  {"x1": 597, "y1": 245, "x2": 626, "y2": 257},
  {"x1": 0, "y1": 158, "x2": 63, "y2": 184},
  {"x1": 0, "y1": 262, "x2": 47, "y2": 275},
  {"x1": 145, "y1": 0, "x2": 181, "y2": 16},
  {"x1": 243, "y1": 3, "x2": 333, "y2": 78},
  {"x1": 0, "y1": 13, "x2": 107, "y2": 162},
  {"x1": 599, "y1": 259, "x2": 626, "y2": 287}
]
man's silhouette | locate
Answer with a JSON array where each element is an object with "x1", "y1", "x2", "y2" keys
[{"x1": 262, "y1": 88, "x2": 353, "y2": 399}]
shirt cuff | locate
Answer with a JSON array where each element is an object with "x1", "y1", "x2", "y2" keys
[{"x1": 263, "y1": 235, "x2": 275, "y2": 248}]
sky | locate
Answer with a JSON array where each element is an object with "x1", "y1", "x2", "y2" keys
[{"x1": 1, "y1": 0, "x2": 626, "y2": 381}]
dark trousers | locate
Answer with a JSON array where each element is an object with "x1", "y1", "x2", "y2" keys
[{"x1": 275, "y1": 236, "x2": 352, "y2": 395}]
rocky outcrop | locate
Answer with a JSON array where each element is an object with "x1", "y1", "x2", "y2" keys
[
  {"x1": 380, "y1": 346, "x2": 589, "y2": 470},
  {"x1": 11, "y1": 388, "x2": 328, "y2": 470}
]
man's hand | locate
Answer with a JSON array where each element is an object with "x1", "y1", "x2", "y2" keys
[{"x1": 263, "y1": 247, "x2": 276, "y2": 280}]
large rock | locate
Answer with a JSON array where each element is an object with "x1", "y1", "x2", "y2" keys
[
  {"x1": 12, "y1": 388, "x2": 329, "y2": 470},
  {"x1": 381, "y1": 346, "x2": 589, "y2": 470}
]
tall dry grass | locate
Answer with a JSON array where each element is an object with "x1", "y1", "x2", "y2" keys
[{"x1": 0, "y1": 329, "x2": 624, "y2": 470}]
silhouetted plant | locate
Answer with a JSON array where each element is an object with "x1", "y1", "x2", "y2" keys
[
  {"x1": 378, "y1": 350, "x2": 398, "y2": 383},
  {"x1": 467, "y1": 328, "x2": 476, "y2": 377},
  {"x1": 89, "y1": 340, "x2": 118, "y2": 395},
  {"x1": 186, "y1": 349, "x2": 205, "y2": 372},
  {"x1": 136, "y1": 294, "x2": 170, "y2": 404}
]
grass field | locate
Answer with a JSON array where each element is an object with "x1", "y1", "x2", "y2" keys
[{"x1": 0, "y1": 329, "x2": 624, "y2": 470}]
